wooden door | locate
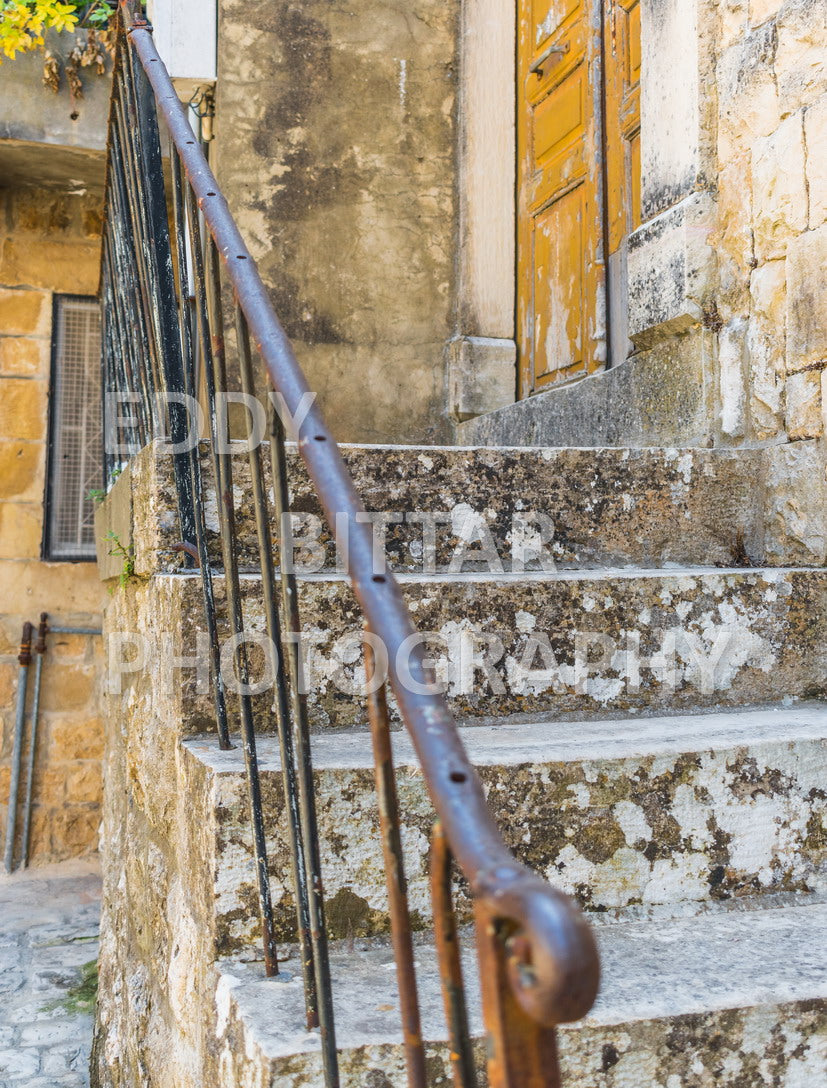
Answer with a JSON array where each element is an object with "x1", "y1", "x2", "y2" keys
[
  {"x1": 517, "y1": 0, "x2": 641, "y2": 396},
  {"x1": 604, "y1": 0, "x2": 642, "y2": 255}
]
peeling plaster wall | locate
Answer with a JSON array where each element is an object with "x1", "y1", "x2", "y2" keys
[{"x1": 212, "y1": 0, "x2": 458, "y2": 445}]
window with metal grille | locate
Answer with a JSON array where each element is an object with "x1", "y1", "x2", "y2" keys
[{"x1": 43, "y1": 295, "x2": 103, "y2": 561}]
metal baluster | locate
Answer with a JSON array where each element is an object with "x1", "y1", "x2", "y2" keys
[
  {"x1": 127, "y1": 51, "x2": 197, "y2": 549},
  {"x1": 234, "y1": 306, "x2": 318, "y2": 1019},
  {"x1": 105, "y1": 179, "x2": 149, "y2": 449},
  {"x1": 364, "y1": 631, "x2": 426, "y2": 1088},
  {"x1": 108, "y1": 105, "x2": 157, "y2": 440},
  {"x1": 268, "y1": 405, "x2": 339, "y2": 1081},
  {"x1": 474, "y1": 902, "x2": 562, "y2": 1088},
  {"x1": 431, "y1": 821, "x2": 478, "y2": 1088},
  {"x1": 169, "y1": 148, "x2": 232, "y2": 750},
  {"x1": 105, "y1": 122, "x2": 154, "y2": 441},
  {"x1": 185, "y1": 181, "x2": 278, "y2": 977},
  {"x1": 113, "y1": 70, "x2": 164, "y2": 408},
  {"x1": 101, "y1": 229, "x2": 148, "y2": 452}
]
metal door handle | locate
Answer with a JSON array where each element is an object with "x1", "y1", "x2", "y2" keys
[{"x1": 530, "y1": 41, "x2": 570, "y2": 76}]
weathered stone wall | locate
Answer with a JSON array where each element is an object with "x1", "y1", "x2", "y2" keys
[
  {"x1": 714, "y1": 0, "x2": 827, "y2": 445},
  {"x1": 461, "y1": 0, "x2": 827, "y2": 449},
  {"x1": 212, "y1": 0, "x2": 458, "y2": 445},
  {"x1": 91, "y1": 565, "x2": 235, "y2": 1088},
  {"x1": 0, "y1": 187, "x2": 104, "y2": 864}
]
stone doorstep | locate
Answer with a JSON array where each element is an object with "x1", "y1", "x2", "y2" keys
[
  {"x1": 213, "y1": 900, "x2": 827, "y2": 1086},
  {"x1": 165, "y1": 566, "x2": 827, "y2": 730},
  {"x1": 184, "y1": 702, "x2": 827, "y2": 953},
  {"x1": 126, "y1": 441, "x2": 825, "y2": 575}
]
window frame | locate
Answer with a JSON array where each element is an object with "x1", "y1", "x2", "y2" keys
[{"x1": 41, "y1": 292, "x2": 104, "y2": 564}]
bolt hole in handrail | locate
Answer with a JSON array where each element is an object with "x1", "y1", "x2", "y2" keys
[{"x1": 102, "y1": 4, "x2": 599, "y2": 1085}]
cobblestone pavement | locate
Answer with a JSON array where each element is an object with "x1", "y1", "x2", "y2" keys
[{"x1": 0, "y1": 859, "x2": 101, "y2": 1087}]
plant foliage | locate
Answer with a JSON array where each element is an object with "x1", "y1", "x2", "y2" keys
[{"x1": 0, "y1": 1, "x2": 115, "y2": 60}]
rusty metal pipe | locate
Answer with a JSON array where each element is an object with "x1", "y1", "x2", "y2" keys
[
  {"x1": 123, "y1": 0, "x2": 599, "y2": 1029},
  {"x1": 4, "y1": 622, "x2": 33, "y2": 873},
  {"x1": 20, "y1": 614, "x2": 48, "y2": 869},
  {"x1": 430, "y1": 822, "x2": 478, "y2": 1088},
  {"x1": 364, "y1": 632, "x2": 426, "y2": 1088}
]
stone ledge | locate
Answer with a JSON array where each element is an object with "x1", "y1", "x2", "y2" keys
[
  {"x1": 185, "y1": 702, "x2": 827, "y2": 951},
  {"x1": 214, "y1": 901, "x2": 827, "y2": 1085},
  {"x1": 627, "y1": 191, "x2": 716, "y2": 346},
  {"x1": 446, "y1": 336, "x2": 516, "y2": 420}
]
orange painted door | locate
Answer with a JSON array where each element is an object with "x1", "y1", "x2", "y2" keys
[
  {"x1": 604, "y1": 0, "x2": 642, "y2": 253},
  {"x1": 517, "y1": 0, "x2": 641, "y2": 396}
]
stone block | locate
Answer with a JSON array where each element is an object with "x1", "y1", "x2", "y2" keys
[
  {"x1": 213, "y1": 916, "x2": 827, "y2": 1087},
  {"x1": 49, "y1": 632, "x2": 95, "y2": 659},
  {"x1": 446, "y1": 336, "x2": 516, "y2": 420},
  {"x1": 747, "y1": 260, "x2": 786, "y2": 439},
  {"x1": 752, "y1": 112, "x2": 808, "y2": 261},
  {"x1": 32, "y1": 764, "x2": 67, "y2": 804},
  {"x1": 762, "y1": 439, "x2": 827, "y2": 564},
  {"x1": 65, "y1": 763, "x2": 102, "y2": 804},
  {"x1": 715, "y1": 151, "x2": 754, "y2": 318},
  {"x1": 53, "y1": 806, "x2": 99, "y2": 851},
  {"x1": 0, "y1": 503, "x2": 42, "y2": 559},
  {"x1": 137, "y1": 566, "x2": 827, "y2": 732},
  {"x1": 0, "y1": 618, "x2": 19, "y2": 655},
  {"x1": 0, "y1": 289, "x2": 48, "y2": 336},
  {"x1": 774, "y1": 0, "x2": 827, "y2": 115},
  {"x1": 0, "y1": 240, "x2": 100, "y2": 294},
  {"x1": 717, "y1": 22, "x2": 780, "y2": 163},
  {"x1": 750, "y1": 0, "x2": 784, "y2": 24},
  {"x1": 0, "y1": 378, "x2": 47, "y2": 441},
  {"x1": 627, "y1": 192, "x2": 716, "y2": 343},
  {"x1": 0, "y1": 560, "x2": 102, "y2": 615},
  {"x1": 0, "y1": 336, "x2": 46, "y2": 377},
  {"x1": 0, "y1": 662, "x2": 16, "y2": 707},
  {"x1": 195, "y1": 707, "x2": 827, "y2": 949},
  {"x1": 0, "y1": 441, "x2": 43, "y2": 501},
  {"x1": 640, "y1": 0, "x2": 703, "y2": 217},
  {"x1": 805, "y1": 97, "x2": 827, "y2": 227},
  {"x1": 23, "y1": 805, "x2": 51, "y2": 861},
  {"x1": 720, "y1": 1, "x2": 749, "y2": 51},
  {"x1": 48, "y1": 717, "x2": 104, "y2": 762},
  {"x1": 786, "y1": 224, "x2": 827, "y2": 371},
  {"x1": 39, "y1": 665, "x2": 96, "y2": 713},
  {"x1": 785, "y1": 369, "x2": 823, "y2": 439},
  {"x1": 458, "y1": 327, "x2": 714, "y2": 448},
  {"x1": 719, "y1": 318, "x2": 749, "y2": 439}
]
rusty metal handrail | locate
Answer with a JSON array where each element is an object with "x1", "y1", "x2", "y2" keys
[{"x1": 109, "y1": 2, "x2": 599, "y2": 1081}]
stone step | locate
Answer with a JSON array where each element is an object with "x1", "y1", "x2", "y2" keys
[
  {"x1": 181, "y1": 702, "x2": 827, "y2": 955},
  {"x1": 212, "y1": 899, "x2": 827, "y2": 1086},
  {"x1": 123, "y1": 440, "x2": 827, "y2": 575},
  {"x1": 116, "y1": 566, "x2": 827, "y2": 732}
]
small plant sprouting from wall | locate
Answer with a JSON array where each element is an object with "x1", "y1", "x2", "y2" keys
[
  {"x1": 0, "y1": 2, "x2": 117, "y2": 104},
  {"x1": 105, "y1": 529, "x2": 135, "y2": 593}
]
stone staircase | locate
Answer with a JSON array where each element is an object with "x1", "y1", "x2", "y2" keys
[{"x1": 93, "y1": 440, "x2": 827, "y2": 1088}]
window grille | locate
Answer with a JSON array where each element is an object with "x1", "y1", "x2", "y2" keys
[{"x1": 44, "y1": 296, "x2": 103, "y2": 561}]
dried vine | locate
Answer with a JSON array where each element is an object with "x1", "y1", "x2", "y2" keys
[{"x1": 0, "y1": 1, "x2": 116, "y2": 101}]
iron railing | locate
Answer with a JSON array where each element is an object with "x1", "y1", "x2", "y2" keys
[{"x1": 100, "y1": 3, "x2": 599, "y2": 1085}]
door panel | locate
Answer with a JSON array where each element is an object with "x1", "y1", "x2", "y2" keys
[
  {"x1": 605, "y1": 0, "x2": 642, "y2": 253},
  {"x1": 533, "y1": 184, "x2": 585, "y2": 379},
  {"x1": 517, "y1": 0, "x2": 602, "y2": 396},
  {"x1": 517, "y1": 0, "x2": 641, "y2": 398}
]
